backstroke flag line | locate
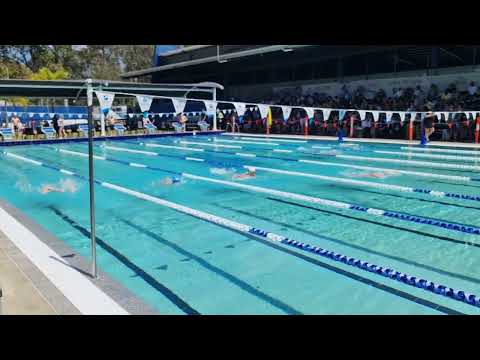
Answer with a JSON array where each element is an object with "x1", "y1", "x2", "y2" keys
[
  {"x1": 95, "y1": 91, "x2": 115, "y2": 114},
  {"x1": 172, "y1": 98, "x2": 187, "y2": 114},
  {"x1": 136, "y1": 95, "x2": 154, "y2": 113}
]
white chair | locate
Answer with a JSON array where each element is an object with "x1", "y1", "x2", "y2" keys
[
  {"x1": 41, "y1": 126, "x2": 57, "y2": 139},
  {"x1": 172, "y1": 122, "x2": 183, "y2": 133},
  {"x1": 145, "y1": 123, "x2": 157, "y2": 134},
  {"x1": 113, "y1": 124, "x2": 126, "y2": 136},
  {"x1": 0, "y1": 127, "x2": 14, "y2": 141},
  {"x1": 198, "y1": 120, "x2": 210, "y2": 132},
  {"x1": 77, "y1": 124, "x2": 90, "y2": 136}
]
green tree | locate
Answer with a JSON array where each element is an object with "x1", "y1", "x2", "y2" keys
[{"x1": 29, "y1": 66, "x2": 70, "y2": 80}]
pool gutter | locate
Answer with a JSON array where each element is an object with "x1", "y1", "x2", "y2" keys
[{"x1": 0, "y1": 199, "x2": 158, "y2": 315}]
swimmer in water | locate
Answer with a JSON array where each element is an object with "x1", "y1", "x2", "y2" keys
[
  {"x1": 40, "y1": 179, "x2": 78, "y2": 194},
  {"x1": 348, "y1": 171, "x2": 395, "y2": 179},
  {"x1": 232, "y1": 166, "x2": 256, "y2": 180},
  {"x1": 161, "y1": 176, "x2": 182, "y2": 185},
  {"x1": 40, "y1": 185, "x2": 65, "y2": 194}
]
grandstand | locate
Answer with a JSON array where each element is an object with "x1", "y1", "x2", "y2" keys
[{"x1": 122, "y1": 45, "x2": 480, "y2": 101}]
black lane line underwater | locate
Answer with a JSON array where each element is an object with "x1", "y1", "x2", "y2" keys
[
  {"x1": 16, "y1": 149, "x2": 480, "y2": 243},
  {"x1": 6, "y1": 152, "x2": 464, "y2": 314},
  {"x1": 265, "y1": 197, "x2": 480, "y2": 249},
  {"x1": 215, "y1": 203, "x2": 480, "y2": 286},
  {"x1": 48, "y1": 206, "x2": 200, "y2": 315},
  {"x1": 57, "y1": 142, "x2": 480, "y2": 215},
  {"x1": 117, "y1": 217, "x2": 303, "y2": 315},
  {"x1": 32, "y1": 148, "x2": 480, "y2": 238}
]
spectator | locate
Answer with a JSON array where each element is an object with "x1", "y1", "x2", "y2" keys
[{"x1": 468, "y1": 81, "x2": 478, "y2": 96}]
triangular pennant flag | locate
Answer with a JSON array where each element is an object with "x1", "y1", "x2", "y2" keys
[
  {"x1": 95, "y1": 91, "x2": 115, "y2": 114},
  {"x1": 322, "y1": 108, "x2": 332, "y2": 121},
  {"x1": 443, "y1": 112, "x2": 449, "y2": 121},
  {"x1": 339, "y1": 109, "x2": 346, "y2": 120},
  {"x1": 49, "y1": 113, "x2": 55, "y2": 118},
  {"x1": 203, "y1": 100, "x2": 217, "y2": 114},
  {"x1": 172, "y1": 98, "x2": 187, "y2": 114},
  {"x1": 128, "y1": 114, "x2": 134, "y2": 118},
  {"x1": 136, "y1": 95, "x2": 153, "y2": 113},
  {"x1": 281, "y1": 106, "x2": 292, "y2": 120},
  {"x1": 304, "y1": 107, "x2": 315, "y2": 120},
  {"x1": 233, "y1": 102, "x2": 247, "y2": 116},
  {"x1": 358, "y1": 110, "x2": 366, "y2": 120},
  {"x1": 257, "y1": 104, "x2": 270, "y2": 119},
  {"x1": 28, "y1": 112, "x2": 34, "y2": 117},
  {"x1": 398, "y1": 112, "x2": 406, "y2": 122},
  {"x1": 385, "y1": 112, "x2": 393, "y2": 123},
  {"x1": 39, "y1": 113, "x2": 45, "y2": 117},
  {"x1": 371, "y1": 111, "x2": 380, "y2": 122}
]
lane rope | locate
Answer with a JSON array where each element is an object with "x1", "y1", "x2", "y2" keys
[{"x1": 3, "y1": 150, "x2": 479, "y2": 311}]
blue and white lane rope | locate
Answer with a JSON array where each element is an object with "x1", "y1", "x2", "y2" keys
[
  {"x1": 375, "y1": 150, "x2": 480, "y2": 163},
  {"x1": 241, "y1": 166, "x2": 480, "y2": 203},
  {"x1": 297, "y1": 159, "x2": 472, "y2": 182},
  {"x1": 63, "y1": 147, "x2": 480, "y2": 201},
  {"x1": 334, "y1": 154, "x2": 480, "y2": 171},
  {"x1": 400, "y1": 147, "x2": 480, "y2": 156},
  {"x1": 50, "y1": 147, "x2": 480, "y2": 236},
  {"x1": 211, "y1": 139, "x2": 280, "y2": 146},
  {"x1": 128, "y1": 142, "x2": 475, "y2": 182},
  {"x1": 235, "y1": 136, "x2": 307, "y2": 144},
  {"x1": 3, "y1": 150, "x2": 480, "y2": 310},
  {"x1": 178, "y1": 141, "x2": 242, "y2": 149},
  {"x1": 139, "y1": 138, "x2": 480, "y2": 172}
]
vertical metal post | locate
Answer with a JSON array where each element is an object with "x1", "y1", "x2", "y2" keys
[
  {"x1": 212, "y1": 88, "x2": 217, "y2": 131},
  {"x1": 86, "y1": 79, "x2": 97, "y2": 278}
]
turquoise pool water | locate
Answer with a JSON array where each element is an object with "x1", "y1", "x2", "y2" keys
[{"x1": 2, "y1": 134, "x2": 480, "y2": 314}]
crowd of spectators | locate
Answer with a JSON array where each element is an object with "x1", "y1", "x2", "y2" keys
[{"x1": 218, "y1": 81, "x2": 480, "y2": 142}]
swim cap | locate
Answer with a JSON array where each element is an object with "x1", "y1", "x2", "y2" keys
[
  {"x1": 171, "y1": 176, "x2": 181, "y2": 183},
  {"x1": 245, "y1": 166, "x2": 256, "y2": 172}
]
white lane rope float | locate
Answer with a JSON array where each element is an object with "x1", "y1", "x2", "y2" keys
[
  {"x1": 400, "y1": 147, "x2": 480, "y2": 156},
  {"x1": 46, "y1": 147, "x2": 480, "y2": 234},
  {"x1": 236, "y1": 136, "x2": 307, "y2": 144},
  {"x1": 335, "y1": 154, "x2": 480, "y2": 171},
  {"x1": 375, "y1": 150, "x2": 480, "y2": 163},
  {"x1": 298, "y1": 159, "x2": 471, "y2": 182},
  {"x1": 211, "y1": 139, "x2": 280, "y2": 146},
  {"x1": 130, "y1": 141, "x2": 476, "y2": 182},
  {"x1": 3, "y1": 150, "x2": 480, "y2": 310},
  {"x1": 178, "y1": 141, "x2": 242, "y2": 149},
  {"x1": 60, "y1": 146, "x2": 479, "y2": 203}
]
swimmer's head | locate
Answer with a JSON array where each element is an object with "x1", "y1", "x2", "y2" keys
[
  {"x1": 171, "y1": 176, "x2": 181, "y2": 183},
  {"x1": 245, "y1": 166, "x2": 256, "y2": 174}
]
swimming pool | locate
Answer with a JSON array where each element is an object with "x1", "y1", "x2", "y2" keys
[{"x1": 2, "y1": 133, "x2": 480, "y2": 314}]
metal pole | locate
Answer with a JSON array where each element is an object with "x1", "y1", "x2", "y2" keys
[
  {"x1": 213, "y1": 88, "x2": 217, "y2": 131},
  {"x1": 86, "y1": 79, "x2": 97, "y2": 278}
]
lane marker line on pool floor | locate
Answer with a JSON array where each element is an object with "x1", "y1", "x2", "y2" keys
[
  {"x1": 3, "y1": 150, "x2": 477, "y2": 312},
  {"x1": 61, "y1": 145, "x2": 480, "y2": 204},
  {"x1": 39, "y1": 147, "x2": 480, "y2": 236}
]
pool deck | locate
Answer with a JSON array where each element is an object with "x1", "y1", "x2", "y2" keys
[
  {"x1": 0, "y1": 200, "x2": 158, "y2": 315},
  {"x1": 0, "y1": 130, "x2": 223, "y2": 147},
  {"x1": 222, "y1": 132, "x2": 480, "y2": 149}
]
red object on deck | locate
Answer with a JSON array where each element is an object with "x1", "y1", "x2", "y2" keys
[
  {"x1": 475, "y1": 116, "x2": 480, "y2": 144},
  {"x1": 304, "y1": 117, "x2": 309, "y2": 136},
  {"x1": 408, "y1": 120, "x2": 414, "y2": 141}
]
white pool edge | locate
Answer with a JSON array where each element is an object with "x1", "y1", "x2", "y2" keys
[{"x1": 0, "y1": 206, "x2": 129, "y2": 315}]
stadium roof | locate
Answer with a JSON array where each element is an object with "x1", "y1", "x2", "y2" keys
[
  {"x1": 0, "y1": 79, "x2": 223, "y2": 98},
  {"x1": 121, "y1": 45, "x2": 314, "y2": 78}
]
